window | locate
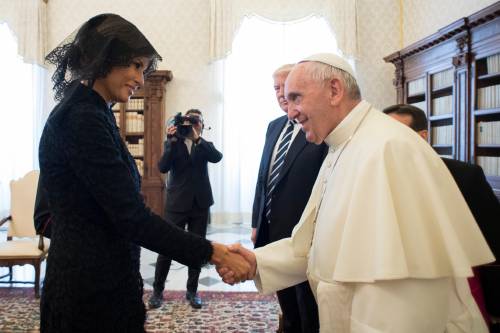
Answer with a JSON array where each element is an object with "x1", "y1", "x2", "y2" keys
[
  {"x1": 213, "y1": 15, "x2": 347, "y2": 222},
  {"x1": 0, "y1": 23, "x2": 45, "y2": 216}
]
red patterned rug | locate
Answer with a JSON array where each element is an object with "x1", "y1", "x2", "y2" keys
[{"x1": 0, "y1": 288, "x2": 279, "y2": 332}]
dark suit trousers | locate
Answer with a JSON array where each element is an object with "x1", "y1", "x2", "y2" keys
[
  {"x1": 258, "y1": 220, "x2": 319, "y2": 333},
  {"x1": 277, "y1": 282, "x2": 319, "y2": 333},
  {"x1": 152, "y1": 204, "x2": 209, "y2": 293}
]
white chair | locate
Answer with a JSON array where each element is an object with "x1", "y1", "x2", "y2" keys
[{"x1": 0, "y1": 170, "x2": 49, "y2": 298}]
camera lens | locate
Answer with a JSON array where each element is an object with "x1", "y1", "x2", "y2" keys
[{"x1": 177, "y1": 125, "x2": 192, "y2": 137}]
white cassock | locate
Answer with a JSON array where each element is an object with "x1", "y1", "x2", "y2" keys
[{"x1": 253, "y1": 101, "x2": 494, "y2": 333}]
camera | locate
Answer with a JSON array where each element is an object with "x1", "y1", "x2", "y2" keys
[{"x1": 172, "y1": 112, "x2": 201, "y2": 138}]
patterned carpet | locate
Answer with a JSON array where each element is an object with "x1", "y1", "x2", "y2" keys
[{"x1": 0, "y1": 288, "x2": 280, "y2": 333}]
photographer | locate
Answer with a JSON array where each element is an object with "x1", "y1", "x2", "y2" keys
[{"x1": 149, "y1": 109, "x2": 223, "y2": 310}]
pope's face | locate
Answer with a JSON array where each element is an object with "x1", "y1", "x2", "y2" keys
[{"x1": 285, "y1": 64, "x2": 333, "y2": 144}]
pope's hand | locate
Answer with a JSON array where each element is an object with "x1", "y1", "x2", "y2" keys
[
  {"x1": 217, "y1": 243, "x2": 257, "y2": 285},
  {"x1": 210, "y1": 242, "x2": 251, "y2": 284}
]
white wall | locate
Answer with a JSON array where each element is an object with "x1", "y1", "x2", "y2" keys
[
  {"x1": 402, "y1": 0, "x2": 498, "y2": 47},
  {"x1": 356, "y1": 0, "x2": 399, "y2": 109}
]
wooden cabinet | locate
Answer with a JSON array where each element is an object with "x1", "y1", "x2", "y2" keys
[
  {"x1": 384, "y1": 2, "x2": 500, "y2": 199},
  {"x1": 112, "y1": 70, "x2": 173, "y2": 216}
]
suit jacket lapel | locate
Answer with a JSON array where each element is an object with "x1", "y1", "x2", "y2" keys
[
  {"x1": 275, "y1": 129, "x2": 307, "y2": 186},
  {"x1": 261, "y1": 116, "x2": 288, "y2": 182}
]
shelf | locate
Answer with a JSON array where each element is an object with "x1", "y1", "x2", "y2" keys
[
  {"x1": 475, "y1": 147, "x2": 500, "y2": 156},
  {"x1": 477, "y1": 144, "x2": 500, "y2": 148},
  {"x1": 474, "y1": 108, "x2": 500, "y2": 116},
  {"x1": 431, "y1": 86, "x2": 452, "y2": 95},
  {"x1": 477, "y1": 75, "x2": 500, "y2": 89},
  {"x1": 407, "y1": 92, "x2": 425, "y2": 97},
  {"x1": 132, "y1": 155, "x2": 144, "y2": 159},
  {"x1": 484, "y1": 176, "x2": 500, "y2": 187},
  {"x1": 407, "y1": 95, "x2": 426, "y2": 104},
  {"x1": 478, "y1": 72, "x2": 500, "y2": 80},
  {"x1": 429, "y1": 114, "x2": 453, "y2": 121},
  {"x1": 126, "y1": 132, "x2": 144, "y2": 136},
  {"x1": 432, "y1": 144, "x2": 453, "y2": 148},
  {"x1": 126, "y1": 109, "x2": 144, "y2": 112}
]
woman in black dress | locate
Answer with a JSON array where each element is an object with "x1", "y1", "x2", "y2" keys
[{"x1": 39, "y1": 14, "x2": 248, "y2": 332}]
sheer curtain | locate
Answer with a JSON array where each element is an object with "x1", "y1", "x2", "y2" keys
[
  {"x1": 209, "y1": 0, "x2": 358, "y2": 62},
  {"x1": 0, "y1": 23, "x2": 47, "y2": 216},
  {"x1": 210, "y1": 16, "x2": 345, "y2": 224}
]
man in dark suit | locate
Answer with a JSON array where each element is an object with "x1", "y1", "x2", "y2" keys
[
  {"x1": 251, "y1": 64, "x2": 327, "y2": 332},
  {"x1": 383, "y1": 104, "x2": 500, "y2": 331},
  {"x1": 148, "y1": 109, "x2": 223, "y2": 310}
]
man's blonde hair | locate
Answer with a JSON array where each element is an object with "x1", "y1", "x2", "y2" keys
[{"x1": 273, "y1": 64, "x2": 295, "y2": 78}]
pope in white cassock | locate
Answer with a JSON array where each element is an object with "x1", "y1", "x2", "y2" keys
[{"x1": 221, "y1": 53, "x2": 495, "y2": 332}]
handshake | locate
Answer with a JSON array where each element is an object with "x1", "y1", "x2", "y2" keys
[{"x1": 210, "y1": 242, "x2": 256, "y2": 285}]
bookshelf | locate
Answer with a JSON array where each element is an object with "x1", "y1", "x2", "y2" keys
[
  {"x1": 113, "y1": 70, "x2": 173, "y2": 217},
  {"x1": 473, "y1": 53, "x2": 500, "y2": 190},
  {"x1": 407, "y1": 77, "x2": 427, "y2": 110},
  {"x1": 405, "y1": 68, "x2": 457, "y2": 157},
  {"x1": 384, "y1": 2, "x2": 500, "y2": 199},
  {"x1": 430, "y1": 68, "x2": 454, "y2": 156}
]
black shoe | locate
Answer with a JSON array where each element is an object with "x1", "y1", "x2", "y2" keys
[
  {"x1": 186, "y1": 291, "x2": 202, "y2": 309},
  {"x1": 148, "y1": 291, "x2": 164, "y2": 309}
]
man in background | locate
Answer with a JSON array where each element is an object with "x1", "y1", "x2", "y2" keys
[
  {"x1": 383, "y1": 103, "x2": 500, "y2": 332},
  {"x1": 251, "y1": 64, "x2": 326, "y2": 332},
  {"x1": 222, "y1": 53, "x2": 493, "y2": 332},
  {"x1": 149, "y1": 109, "x2": 223, "y2": 310}
]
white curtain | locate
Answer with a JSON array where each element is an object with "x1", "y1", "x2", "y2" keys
[
  {"x1": 209, "y1": 16, "x2": 342, "y2": 224},
  {"x1": 0, "y1": 0, "x2": 48, "y2": 216},
  {"x1": 0, "y1": 19, "x2": 48, "y2": 217},
  {"x1": 209, "y1": 0, "x2": 358, "y2": 62},
  {"x1": 0, "y1": 0, "x2": 48, "y2": 66}
]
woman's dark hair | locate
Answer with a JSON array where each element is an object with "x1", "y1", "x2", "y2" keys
[{"x1": 45, "y1": 14, "x2": 162, "y2": 101}]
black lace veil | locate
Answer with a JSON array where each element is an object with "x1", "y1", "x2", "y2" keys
[{"x1": 45, "y1": 14, "x2": 162, "y2": 101}]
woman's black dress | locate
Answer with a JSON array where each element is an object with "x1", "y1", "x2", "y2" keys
[{"x1": 38, "y1": 83, "x2": 213, "y2": 332}]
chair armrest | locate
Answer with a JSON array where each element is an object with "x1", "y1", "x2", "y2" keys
[{"x1": 0, "y1": 215, "x2": 11, "y2": 227}]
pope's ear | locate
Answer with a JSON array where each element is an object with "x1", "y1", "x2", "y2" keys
[{"x1": 329, "y1": 78, "x2": 344, "y2": 106}]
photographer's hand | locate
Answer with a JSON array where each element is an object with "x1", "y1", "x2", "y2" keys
[
  {"x1": 166, "y1": 125, "x2": 177, "y2": 142},
  {"x1": 191, "y1": 127, "x2": 200, "y2": 143}
]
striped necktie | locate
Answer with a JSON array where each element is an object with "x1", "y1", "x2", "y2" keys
[{"x1": 265, "y1": 121, "x2": 295, "y2": 222}]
